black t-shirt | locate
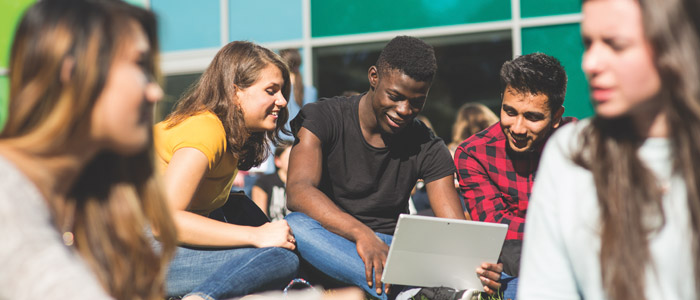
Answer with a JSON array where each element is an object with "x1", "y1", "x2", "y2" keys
[
  {"x1": 253, "y1": 172, "x2": 289, "y2": 221},
  {"x1": 290, "y1": 93, "x2": 455, "y2": 234}
]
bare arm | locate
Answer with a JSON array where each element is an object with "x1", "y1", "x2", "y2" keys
[
  {"x1": 163, "y1": 147, "x2": 294, "y2": 249},
  {"x1": 424, "y1": 174, "x2": 468, "y2": 220},
  {"x1": 286, "y1": 127, "x2": 389, "y2": 294},
  {"x1": 251, "y1": 185, "x2": 270, "y2": 217}
]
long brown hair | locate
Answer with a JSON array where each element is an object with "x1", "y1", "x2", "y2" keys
[
  {"x1": 574, "y1": 0, "x2": 700, "y2": 299},
  {"x1": 3, "y1": 0, "x2": 176, "y2": 299},
  {"x1": 280, "y1": 48, "x2": 304, "y2": 106},
  {"x1": 450, "y1": 103, "x2": 499, "y2": 146},
  {"x1": 165, "y1": 41, "x2": 291, "y2": 170}
]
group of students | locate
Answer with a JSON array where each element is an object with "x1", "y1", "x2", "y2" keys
[{"x1": 1, "y1": 0, "x2": 699, "y2": 300}]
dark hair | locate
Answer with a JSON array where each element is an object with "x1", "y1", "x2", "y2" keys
[
  {"x1": 3, "y1": 0, "x2": 176, "y2": 299},
  {"x1": 574, "y1": 0, "x2": 700, "y2": 299},
  {"x1": 165, "y1": 41, "x2": 291, "y2": 171},
  {"x1": 376, "y1": 35, "x2": 437, "y2": 82},
  {"x1": 500, "y1": 52, "x2": 567, "y2": 114},
  {"x1": 279, "y1": 49, "x2": 304, "y2": 107}
]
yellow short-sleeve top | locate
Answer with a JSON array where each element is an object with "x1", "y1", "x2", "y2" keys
[{"x1": 153, "y1": 111, "x2": 238, "y2": 216}]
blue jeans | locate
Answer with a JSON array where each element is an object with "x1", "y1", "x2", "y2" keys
[
  {"x1": 500, "y1": 272, "x2": 518, "y2": 300},
  {"x1": 165, "y1": 245, "x2": 299, "y2": 299},
  {"x1": 285, "y1": 212, "x2": 394, "y2": 300}
]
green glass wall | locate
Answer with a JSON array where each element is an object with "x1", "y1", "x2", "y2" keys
[
  {"x1": 521, "y1": 0, "x2": 581, "y2": 18},
  {"x1": 0, "y1": 0, "x2": 36, "y2": 131},
  {"x1": 521, "y1": 23, "x2": 592, "y2": 119},
  {"x1": 311, "y1": 0, "x2": 511, "y2": 37}
]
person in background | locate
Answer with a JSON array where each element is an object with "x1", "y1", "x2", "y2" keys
[
  {"x1": 279, "y1": 48, "x2": 318, "y2": 140},
  {"x1": 0, "y1": 0, "x2": 176, "y2": 298},
  {"x1": 448, "y1": 103, "x2": 499, "y2": 154},
  {"x1": 252, "y1": 142, "x2": 292, "y2": 221},
  {"x1": 455, "y1": 52, "x2": 575, "y2": 299},
  {"x1": 519, "y1": 0, "x2": 700, "y2": 299},
  {"x1": 154, "y1": 41, "x2": 298, "y2": 300}
]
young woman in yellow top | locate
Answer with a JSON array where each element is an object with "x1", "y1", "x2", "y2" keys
[{"x1": 154, "y1": 41, "x2": 298, "y2": 300}]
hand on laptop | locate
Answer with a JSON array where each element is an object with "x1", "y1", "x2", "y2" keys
[
  {"x1": 355, "y1": 232, "x2": 390, "y2": 295},
  {"x1": 476, "y1": 262, "x2": 503, "y2": 295}
]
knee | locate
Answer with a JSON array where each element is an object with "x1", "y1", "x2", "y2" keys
[
  {"x1": 262, "y1": 247, "x2": 300, "y2": 275},
  {"x1": 285, "y1": 212, "x2": 314, "y2": 232},
  {"x1": 263, "y1": 247, "x2": 299, "y2": 264}
]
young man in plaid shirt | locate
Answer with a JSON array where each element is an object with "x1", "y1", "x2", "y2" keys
[{"x1": 455, "y1": 53, "x2": 576, "y2": 299}]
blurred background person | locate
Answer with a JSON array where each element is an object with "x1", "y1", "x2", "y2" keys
[
  {"x1": 252, "y1": 142, "x2": 292, "y2": 221},
  {"x1": 279, "y1": 48, "x2": 318, "y2": 141},
  {"x1": 519, "y1": 0, "x2": 700, "y2": 299},
  {"x1": 0, "y1": 0, "x2": 176, "y2": 299},
  {"x1": 448, "y1": 103, "x2": 499, "y2": 154}
]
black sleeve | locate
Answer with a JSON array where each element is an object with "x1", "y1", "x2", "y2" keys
[
  {"x1": 290, "y1": 100, "x2": 336, "y2": 145},
  {"x1": 418, "y1": 131, "x2": 456, "y2": 184}
]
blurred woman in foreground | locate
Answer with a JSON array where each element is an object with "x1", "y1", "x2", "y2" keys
[
  {"x1": 519, "y1": 0, "x2": 700, "y2": 299},
  {"x1": 0, "y1": 0, "x2": 176, "y2": 299}
]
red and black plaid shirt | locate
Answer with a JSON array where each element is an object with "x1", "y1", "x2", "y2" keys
[{"x1": 454, "y1": 118, "x2": 574, "y2": 240}]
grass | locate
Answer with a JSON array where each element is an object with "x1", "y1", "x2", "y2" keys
[{"x1": 480, "y1": 290, "x2": 504, "y2": 300}]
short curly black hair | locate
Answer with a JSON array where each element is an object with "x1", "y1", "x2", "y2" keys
[
  {"x1": 500, "y1": 52, "x2": 567, "y2": 113},
  {"x1": 376, "y1": 36, "x2": 437, "y2": 82}
]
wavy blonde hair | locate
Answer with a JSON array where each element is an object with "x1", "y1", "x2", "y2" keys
[
  {"x1": 2, "y1": 0, "x2": 176, "y2": 299},
  {"x1": 450, "y1": 103, "x2": 499, "y2": 147}
]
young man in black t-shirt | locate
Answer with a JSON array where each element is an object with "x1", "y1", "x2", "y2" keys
[{"x1": 285, "y1": 36, "x2": 501, "y2": 299}]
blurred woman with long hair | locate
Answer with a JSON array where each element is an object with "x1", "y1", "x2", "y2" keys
[
  {"x1": 154, "y1": 41, "x2": 299, "y2": 300},
  {"x1": 448, "y1": 102, "x2": 499, "y2": 152},
  {"x1": 0, "y1": 0, "x2": 176, "y2": 299},
  {"x1": 519, "y1": 0, "x2": 700, "y2": 299}
]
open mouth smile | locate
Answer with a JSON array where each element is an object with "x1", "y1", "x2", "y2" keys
[{"x1": 386, "y1": 114, "x2": 405, "y2": 128}]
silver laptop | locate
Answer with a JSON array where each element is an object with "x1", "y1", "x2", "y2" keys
[{"x1": 381, "y1": 214, "x2": 508, "y2": 291}]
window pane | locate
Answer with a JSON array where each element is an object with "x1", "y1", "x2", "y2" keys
[
  {"x1": 0, "y1": 75, "x2": 7, "y2": 131},
  {"x1": 522, "y1": 24, "x2": 593, "y2": 120},
  {"x1": 521, "y1": 0, "x2": 581, "y2": 18},
  {"x1": 313, "y1": 32, "x2": 511, "y2": 143},
  {"x1": 311, "y1": 0, "x2": 511, "y2": 38},
  {"x1": 157, "y1": 73, "x2": 202, "y2": 122},
  {"x1": 151, "y1": 0, "x2": 220, "y2": 52},
  {"x1": 229, "y1": 0, "x2": 302, "y2": 43}
]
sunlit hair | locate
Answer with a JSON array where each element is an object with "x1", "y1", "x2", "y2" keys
[
  {"x1": 450, "y1": 103, "x2": 499, "y2": 146},
  {"x1": 280, "y1": 48, "x2": 304, "y2": 107},
  {"x1": 574, "y1": 0, "x2": 700, "y2": 299},
  {"x1": 2, "y1": 0, "x2": 176, "y2": 299},
  {"x1": 164, "y1": 41, "x2": 291, "y2": 170}
]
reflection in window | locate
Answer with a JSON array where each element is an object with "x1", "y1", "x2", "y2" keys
[
  {"x1": 313, "y1": 31, "x2": 511, "y2": 143},
  {"x1": 157, "y1": 73, "x2": 202, "y2": 123}
]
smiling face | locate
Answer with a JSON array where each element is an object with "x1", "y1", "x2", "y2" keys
[
  {"x1": 369, "y1": 67, "x2": 431, "y2": 135},
  {"x1": 236, "y1": 63, "x2": 288, "y2": 132},
  {"x1": 91, "y1": 21, "x2": 163, "y2": 155},
  {"x1": 582, "y1": 0, "x2": 662, "y2": 119},
  {"x1": 500, "y1": 86, "x2": 563, "y2": 153}
]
